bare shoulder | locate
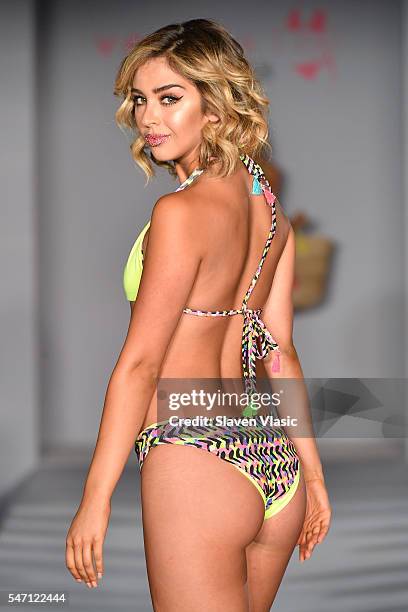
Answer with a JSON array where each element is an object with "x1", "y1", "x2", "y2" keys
[
  {"x1": 151, "y1": 189, "x2": 195, "y2": 226},
  {"x1": 149, "y1": 189, "x2": 206, "y2": 257},
  {"x1": 151, "y1": 169, "x2": 239, "y2": 251},
  {"x1": 163, "y1": 178, "x2": 217, "y2": 219}
]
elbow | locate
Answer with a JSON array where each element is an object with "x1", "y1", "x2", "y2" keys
[
  {"x1": 115, "y1": 358, "x2": 160, "y2": 384},
  {"x1": 279, "y1": 343, "x2": 298, "y2": 360}
]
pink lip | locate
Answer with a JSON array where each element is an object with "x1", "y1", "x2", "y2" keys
[{"x1": 145, "y1": 134, "x2": 170, "y2": 146}]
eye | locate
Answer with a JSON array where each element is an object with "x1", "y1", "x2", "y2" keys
[
  {"x1": 131, "y1": 95, "x2": 181, "y2": 107},
  {"x1": 161, "y1": 96, "x2": 180, "y2": 106},
  {"x1": 131, "y1": 96, "x2": 144, "y2": 106}
]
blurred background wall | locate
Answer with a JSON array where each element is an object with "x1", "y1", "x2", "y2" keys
[
  {"x1": 0, "y1": 0, "x2": 38, "y2": 497},
  {"x1": 1, "y1": 0, "x2": 406, "y2": 497}
]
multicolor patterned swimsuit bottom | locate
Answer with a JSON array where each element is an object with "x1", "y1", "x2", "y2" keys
[{"x1": 135, "y1": 417, "x2": 301, "y2": 520}]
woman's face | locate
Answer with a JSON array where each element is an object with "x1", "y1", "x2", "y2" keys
[{"x1": 131, "y1": 56, "x2": 218, "y2": 165}]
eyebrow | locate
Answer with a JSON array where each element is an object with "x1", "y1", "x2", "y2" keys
[{"x1": 131, "y1": 84, "x2": 186, "y2": 94}]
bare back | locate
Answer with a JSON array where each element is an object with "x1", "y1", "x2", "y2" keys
[{"x1": 135, "y1": 160, "x2": 291, "y2": 429}]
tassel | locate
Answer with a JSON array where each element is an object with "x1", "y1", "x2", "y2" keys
[
  {"x1": 251, "y1": 176, "x2": 263, "y2": 195},
  {"x1": 242, "y1": 396, "x2": 258, "y2": 418},
  {"x1": 242, "y1": 404, "x2": 256, "y2": 418},
  {"x1": 263, "y1": 188, "x2": 276, "y2": 206},
  {"x1": 271, "y1": 350, "x2": 281, "y2": 372}
]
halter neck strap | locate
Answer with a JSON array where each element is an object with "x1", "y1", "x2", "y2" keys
[{"x1": 175, "y1": 167, "x2": 205, "y2": 191}]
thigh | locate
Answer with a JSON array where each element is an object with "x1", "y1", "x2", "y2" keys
[
  {"x1": 245, "y1": 468, "x2": 307, "y2": 612},
  {"x1": 140, "y1": 443, "x2": 266, "y2": 612}
]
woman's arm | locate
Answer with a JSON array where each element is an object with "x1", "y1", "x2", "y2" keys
[
  {"x1": 261, "y1": 220, "x2": 325, "y2": 482},
  {"x1": 81, "y1": 191, "x2": 203, "y2": 504}
]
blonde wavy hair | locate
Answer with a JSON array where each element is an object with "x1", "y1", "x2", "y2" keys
[{"x1": 113, "y1": 18, "x2": 272, "y2": 184}]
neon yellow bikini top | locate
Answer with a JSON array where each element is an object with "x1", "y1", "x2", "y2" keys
[{"x1": 123, "y1": 219, "x2": 151, "y2": 302}]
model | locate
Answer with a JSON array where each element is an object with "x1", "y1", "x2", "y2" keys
[{"x1": 65, "y1": 18, "x2": 332, "y2": 611}]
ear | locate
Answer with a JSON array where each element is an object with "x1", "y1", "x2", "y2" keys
[{"x1": 205, "y1": 112, "x2": 220, "y2": 124}]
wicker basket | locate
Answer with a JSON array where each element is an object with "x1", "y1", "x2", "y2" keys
[{"x1": 290, "y1": 212, "x2": 334, "y2": 310}]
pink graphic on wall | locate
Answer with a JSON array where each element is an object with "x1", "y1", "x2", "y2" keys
[
  {"x1": 95, "y1": 37, "x2": 117, "y2": 56},
  {"x1": 93, "y1": 7, "x2": 337, "y2": 83},
  {"x1": 95, "y1": 33, "x2": 143, "y2": 56},
  {"x1": 285, "y1": 5, "x2": 337, "y2": 81},
  {"x1": 123, "y1": 34, "x2": 142, "y2": 52}
]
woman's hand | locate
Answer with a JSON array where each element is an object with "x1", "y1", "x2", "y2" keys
[
  {"x1": 65, "y1": 497, "x2": 111, "y2": 588},
  {"x1": 297, "y1": 477, "x2": 332, "y2": 563}
]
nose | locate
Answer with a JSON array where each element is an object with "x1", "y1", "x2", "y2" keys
[{"x1": 140, "y1": 100, "x2": 161, "y2": 129}]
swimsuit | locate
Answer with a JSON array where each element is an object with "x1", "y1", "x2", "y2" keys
[{"x1": 123, "y1": 154, "x2": 301, "y2": 519}]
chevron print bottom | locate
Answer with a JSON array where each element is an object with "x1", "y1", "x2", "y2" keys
[{"x1": 135, "y1": 418, "x2": 301, "y2": 519}]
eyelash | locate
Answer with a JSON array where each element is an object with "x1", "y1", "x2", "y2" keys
[{"x1": 131, "y1": 95, "x2": 180, "y2": 107}]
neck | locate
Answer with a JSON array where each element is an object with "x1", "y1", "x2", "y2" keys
[
  {"x1": 173, "y1": 151, "x2": 221, "y2": 183},
  {"x1": 173, "y1": 153, "x2": 202, "y2": 184}
]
